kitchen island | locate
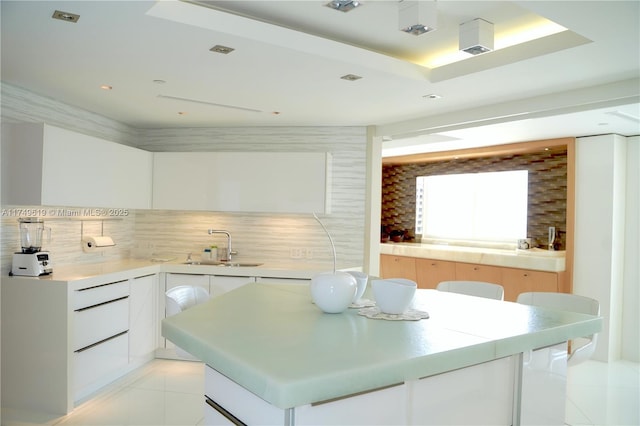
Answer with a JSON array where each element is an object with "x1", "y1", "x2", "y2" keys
[{"x1": 162, "y1": 283, "x2": 601, "y2": 425}]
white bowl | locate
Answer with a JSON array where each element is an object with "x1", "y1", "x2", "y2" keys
[
  {"x1": 311, "y1": 271, "x2": 357, "y2": 313},
  {"x1": 372, "y1": 278, "x2": 417, "y2": 314},
  {"x1": 347, "y1": 271, "x2": 368, "y2": 302}
]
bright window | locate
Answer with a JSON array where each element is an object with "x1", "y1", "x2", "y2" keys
[{"x1": 417, "y1": 170, "x2": 528, "y2": 244}]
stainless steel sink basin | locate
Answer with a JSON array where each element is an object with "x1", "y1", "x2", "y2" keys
[{"x1": 182, "y1": 261, "x2": 263, "y2": 267}]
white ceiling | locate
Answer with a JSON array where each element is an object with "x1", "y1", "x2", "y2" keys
[{"x1": 1, "y1": 1, "x2": 639, "y2": 155}]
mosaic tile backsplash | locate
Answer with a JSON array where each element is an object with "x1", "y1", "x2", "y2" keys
[{"x1": 381, "y1": 149, "x2": 568, "y2": 249}]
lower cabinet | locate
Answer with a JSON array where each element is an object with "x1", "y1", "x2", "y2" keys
[
  {"x1": 1, "y1": 272, "x2": 159, "y2": 416},
  {"x1": 381, "y1": 255, "x2": 564, "y2": 301},
  {"x1": 204, "y1": 366, "x2": 406, "y2": 425},
  {"x1": 415, "y1": 258, "x2": 456, "y2": 289},
  {"x1": 379, "y1": 254, "x2": 418, "y2": 282},
  {"x1": 203, "y1": 353, "x2": 555, "y2": 425},
  {"x1": 454, "y1": 262, "x2": 503, "y2": 285},
  {"x1": 501, "y1": 268, "x2": 558, "y2": 302},
  {"x1": 129, "y1": 274, "x2": 158, "y2": 366}
]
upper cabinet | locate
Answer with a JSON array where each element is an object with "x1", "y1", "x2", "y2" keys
[
  {"x1": 1, "y1": 123, "x2": 153, "y2": 209},
  {"x1": 152, "y1": 152, "x2": 331, "y2": 213}
]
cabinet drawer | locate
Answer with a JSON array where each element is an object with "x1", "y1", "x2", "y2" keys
[
  {"x1": 74, "y1": 297, "x2": 129, "y2": 351},
  {"x1": 205, "y1": 366, "x2": 285, "y2": 424},
  {"x1": 454, "y1": 262, "x2": 502, "y2": 284},
  {"x1": 74, "y1": 280, "x2": 130, "y2": 310},
  {"x1": 380, "y1": 254, "x2": 417, "y2": 281},
  {"x1": 74, "y1": 331, "x2": 129, "y2": 398}
]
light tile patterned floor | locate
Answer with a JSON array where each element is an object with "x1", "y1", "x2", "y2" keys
[{"x1": 3, "y1": 358, "x2": 638, "y2": 425}]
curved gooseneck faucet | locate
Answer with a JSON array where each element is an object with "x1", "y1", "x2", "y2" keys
[{"x1": 208, "y1": 229, "x2": 236, "y2": 261}]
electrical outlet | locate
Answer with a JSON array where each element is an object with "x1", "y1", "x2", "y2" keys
[
  {"x1": 305, "y1": 249, "x2": 313, "y2": 259},
  {"x1": 290, "y1": 248, "x2": 302, "y2": 259}
]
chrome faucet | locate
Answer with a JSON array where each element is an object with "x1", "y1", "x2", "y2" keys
[{"x1": 207, "y1": 229, "x2": 237, "y2": 261}]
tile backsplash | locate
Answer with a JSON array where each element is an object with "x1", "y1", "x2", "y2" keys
[{"x1": 382, "y1": 148, "x2": 568, "y2": 249}]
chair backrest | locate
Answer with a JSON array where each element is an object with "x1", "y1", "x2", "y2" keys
[
  {"x1": 516, "y1": 291, "x2": 600, "y2": 366},
  {"x1": 436, "y1": 280, "x2": 505, "y2": 300},
  {"x1": 165, "y1": 285, "x2": 210, "y2": 317},
  {"x1": 165, "y1": 285, "x2": 210, "y2": 360}
]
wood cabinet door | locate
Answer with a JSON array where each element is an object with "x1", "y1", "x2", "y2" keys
[
  {"x1": 380, "y1": 254, "x2": 417, "y2": 281},
  {"x1": 501, "y1": 268, "x2": 558, "y2": 302},
  {"x1": 454, "y1": 263, "x2": 502, "y2": 285},
  {"x1": 415, "y1": 258, "x2": 456, "y2": 289}
]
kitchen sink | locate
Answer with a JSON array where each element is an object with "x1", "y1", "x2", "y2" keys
[{"x1": 182, "y1": 261, "x2": 263, "y2": 267}]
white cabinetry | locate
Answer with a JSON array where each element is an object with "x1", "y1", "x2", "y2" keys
[
  {"x1": 1, "y1": 272, "x2": 159, "y2": 416},
  {"x1": 1, "y1": 123, "x2": 152, "y2": 208},
  {"x1": 129, "y1": 274, "x2": 158, "y2": 366},
  {"x1": 152, "y1": 152, "x2": 330, "y2": 213}
]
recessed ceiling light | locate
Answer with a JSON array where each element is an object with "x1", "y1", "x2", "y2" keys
[
  {"x1": 340, "y1": 74, "x2": 362, "y2": 81},
  {"x1": 153, "y1": 79, "x2": 166, "y2": 84},
  {"x1": 210, "y1": 45, "x2": 235, "y2": 54},
  {"x1": 100, "y1": 85, "x2": 112, "y2": 91},
  {"x1": 423, "y1": 94, "x2": 441, "y2": 99},
  {"x1": 325, "y1": 1, "x2": 361, "y2": 12},
  {"x1": 178, "y1": 111, "x2": 187, "y2": 115},
  {"x1": 52, "y1": 10, "x2": 80, "y2": 23}
]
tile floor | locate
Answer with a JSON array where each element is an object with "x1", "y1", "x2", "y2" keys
[{"x1": 2, "y1": 358, "x2": 638, "y2": 426}]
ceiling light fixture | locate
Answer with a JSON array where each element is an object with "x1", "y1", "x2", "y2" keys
[
  {"x1": 423, "y1": 94, "x2": 441, "y2": 99},
  {"x1": 52, "y1": 10, "x2": 80, "y2": 23},
  {"x1": 399, "y1": 0, "x2": 437, "y2": 36},
  {"x1": 325, "y1": 1, "x2": 361, "y2": 12},
  {"x1": 209, "y1": 45, "x2": 235, "y2": 54},
  {"x1": 100, "y1": 85, "x2": 112, "y2": 91},
  {"x1": 459, "y1": 18, "x2": 494, "y2": 55}
]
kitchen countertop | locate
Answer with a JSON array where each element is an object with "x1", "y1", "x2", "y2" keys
[
  {"x1": 380, "y1": 242, "x2": 566, "y2": 272},
  {"x1": 162, "y1": 283, "x2": 601, "y2": 410},
  {"x1": 26, "y1": 258, "x2": 342, "y2": 285}
]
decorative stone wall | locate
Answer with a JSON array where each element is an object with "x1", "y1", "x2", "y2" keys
[{"x1": 381, "y1": 149, "x2": 568, "y2": 249}]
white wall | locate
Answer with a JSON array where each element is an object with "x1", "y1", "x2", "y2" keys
[
  {"x1": 574, "y1": 134, "x2": 637, "y2": 362},
  {"x1": 622, "y1": 137, "x2": 639, "y2": 361}
]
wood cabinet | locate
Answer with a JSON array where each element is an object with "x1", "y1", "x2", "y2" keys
[
  {"x1": 415, "y1": 258, "x2": 456, "y2": 289},
  {"x1": 501, "y1": 268, "x2": 558, "y2": 302},
  {"x1": 383, "y1": 254, "x2": 565, "y2": 302},
  {"x1": 1, "y1": 123, "x2": 152, "y2": 208},
  {"x1": 454, "y1": 262, "x2": 503, "y2": 284},
  {"x1": 152, "y1": 152, "x2": 330, "y2": 213},
  {"x1": 380, "y1": 254, "x2": 417, "y2": 282}
]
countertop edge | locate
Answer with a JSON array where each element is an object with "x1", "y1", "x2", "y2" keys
[{"x1": 380, "y1": 243, "x2": 566, "y2": 272}]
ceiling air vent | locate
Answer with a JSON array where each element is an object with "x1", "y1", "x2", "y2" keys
[{"x1": 52, "y1": 10, "x2": 80, "y2": 23}]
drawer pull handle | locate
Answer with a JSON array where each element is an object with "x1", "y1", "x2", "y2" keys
[
  {"x1": 76, "y1": 280, "x2": 128, "y2": 291},
  {"x1": 75, "y1": 330, "x2": 128, "y2": 353},
  {"x1": 205, "y1": 397, "x2": 247, "y2": 425},
  {"x1": 75, "y1": 295, "x2": 128, "y2": 312}
]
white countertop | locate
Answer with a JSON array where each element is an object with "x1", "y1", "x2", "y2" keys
[
  {"x1": 22, "y1": 258, "x2": 342, "y2": 286},
  {"x1": 380, "y1": 242, "x2": 566, "y2": 272},
  {"x1": 162, "y1": 284, "x2": 601, "y2": 409}
]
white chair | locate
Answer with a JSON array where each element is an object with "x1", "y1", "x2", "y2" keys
[
  {"x1": 165, "y1": 285, "x2": 210, "y2": 359},
  {"x1": 516, "y1": 292, "x2": 600, "y2": 366},
  {"x1": 436, "y1": 280, "x2": 505, "y2": 300}
]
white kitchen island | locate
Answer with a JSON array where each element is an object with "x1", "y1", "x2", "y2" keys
[{"x1": 162, "y1": 283, "x2": 602, "y2": 425}]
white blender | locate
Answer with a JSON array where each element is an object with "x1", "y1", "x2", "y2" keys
[{"x1": 11, "y1": 217, "x2": 53, "y2": 276}]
